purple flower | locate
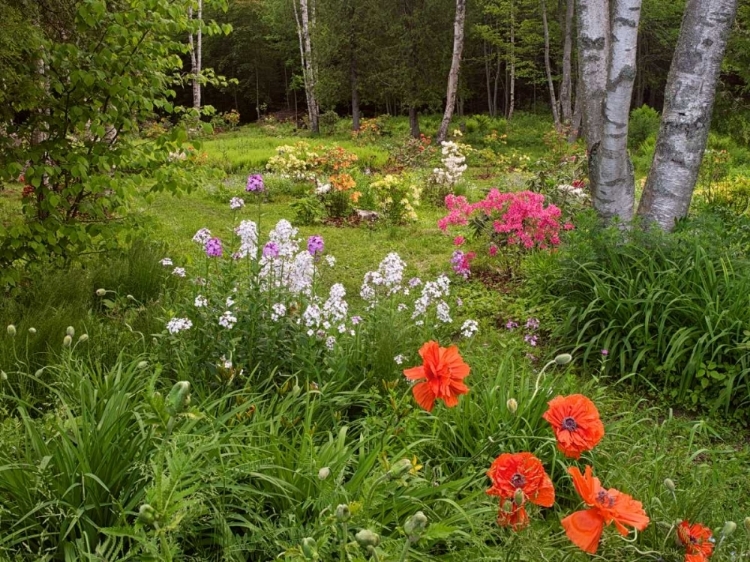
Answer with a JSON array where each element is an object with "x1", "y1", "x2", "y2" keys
[
  {"x1": 263, "y1": 241, "x2": 280, "y2": 259},
  {"x1": 205, "y1": 237, "x2": 223, "y2": 258},
  {"x1": 524, "y1": 333, "x2": 538, "y2": 347},
  {"x1": 525, "y1": 317, "x2": 540, "y2": 330},
  {"x1": 307, "y1": 235, "x2": 324, "y2": 256},
  {"x1": 351, "y1": 316, "x2": 362, "y2": 325},
  {"x1": 601, "y1": 349, "x2": 609, "y2": 356},
  {"x1": 505, "y1": 320, "x2": 519, "y2": 330},
  {"x1": 246, "y1": 174, "x2": 265, "y2": 192}
]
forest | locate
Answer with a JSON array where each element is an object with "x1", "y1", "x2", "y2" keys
[{"x1": 1, "y1": 0, "x2": 750, "y2": 560}]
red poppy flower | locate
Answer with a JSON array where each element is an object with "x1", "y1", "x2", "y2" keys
[
  {"x1": 561, "y1": 466, "x2": 649, "y2": 554},
  {"x1": 403, "y1": 341, "x2": 470, "y2": 412},
  {"x1": 677, "y1": 520, "x2": 714, "y2": 561},
  {"x1": 486, "y1": 452, "x2": 555, "y2": 530},
  {"x1": 542, "y1": 394, "x2": 605, "y2": 459}
]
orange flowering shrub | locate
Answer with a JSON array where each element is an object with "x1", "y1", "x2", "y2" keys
[{"x1": 329, "y1": 173, "x2": 356, "y2": 192}]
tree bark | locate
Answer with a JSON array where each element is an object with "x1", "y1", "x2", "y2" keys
[
  {"x1": 569, "y1": 73, "x2": 583, "y2": 142},
  {"x1": 409, "y1": 106, "x2": 421, "y2": 138},
  {"x1": 351, "y1": 59, "x2": 360, "y2": 131},
  {"x1": 508, "y1": 0, "x2": 516, "y2": 121},
  {"x1": 484, "y1": 41, "x2": 493, "y2": 116},
  {"x1": 188, "y1": 1, "x2": 202, "y2": 111},
  {"x1": 637, "y1": 0, "x2": 739, "y2": 230},
  {"x1": 575, "y1": 0, "x2": 610, "y2": 152},
  {"x1": 437, "y1": 0, "x2": 467, "y2": 143},
  {"x1": 560, "y1": 0, "x2": 575, "y2": 123},
  {"x1": 295, "y1": 0, "x2": 319, "y2": 134},
  {"x1": 542, "y1": 0, "x2": 562, "y2": 132},
  {"x1": 590, "y1": 0, "x2": 642, "y2": 222}
]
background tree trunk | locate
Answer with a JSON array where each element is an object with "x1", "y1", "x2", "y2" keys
[
  {"x1": 541, "y1": 0, "x2": 561, "y2": 132},
  {"x1": 351, "y1": 57, "x2": 360, "y2": 131},
  {"x1": 297, "y1": 0, "x2": 319, "y2": 133},
  {"x1": 637, "y1": 0, "x2": 739, "y2": 230},
  {"x1": 508, "y1": 0, "x2": 516, "y2": 120},
  {"x1": 409, "y1": 106, "x2": 421, "y2": 138},
  {"x1": 575, "y1": 0, "x2": 610, "y2": 152},
  {"x1": 188, "y1": 3, "x2": 201, "y2": 111},
  {"x1": 591, "y1": 0, "x2": 642, "y2": 222},
  {"x1": 437, "y1": 0, "x2": 467, "y2": 143},
  {"x1": 560, "y1": 0, "x2": 575, "y2": 123}
]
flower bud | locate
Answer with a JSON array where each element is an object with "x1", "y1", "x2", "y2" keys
[
  {"x1": 66, "y1": 326, "x2": 75, "y2": 337},
  {"x1": 388, "y1": 458, "x2": 412, "y2": 480},
  {"x1": 291, "y1": 384, "x2": 301, "y2": 397},
  {"x1": 6, "y1": 325, "x2": 16, "y2": 337},
  {"x1": 34, "y1": 369, "x2": 43, "y2": 378},
  {"x1": 0, "y1": 371, "x2": 7, "y2": 381},
  {"x1": 166, "y1": 381, "x2": 191, "y2": 415},
  {"x1": 514, "y1": 488, "x2": 525, "y2": 506},
  {"x1": 335, "y1": 504, "x2": 351, "y2": 523},
  {"x1": 137, "y1": 504, "x2": 156, "y2": 526},
  {"x1": 722, "y1": 520, "x2": 737, "y2": 537},
  {"x1": 126, "y1": 294, "x2": 135, "y2": 300},
  {"x1": 355, "y1": 529, "x2": 380, "y2": 549},
  {"x1": 555, "y1": 353, "x2": 573, "y2": 365},
  {"x1": 28, "y1": 327, "x2": 36, "y2": 335},
  {"x1": 506, "y1": 398, "x2": 518, "y2": 414},
  {"x1": 744, "y1": 516, "x2": 750, "y2": 533},
  {"x1": 664, "y1": 478, "x2": 676, "y2": 493},
  {"x1": 96, "y1": 288, "x2": 106, "y2": 297},
  {"x1": 404, "y1": 511, "x2": 428, "y2": 542},
  {"x1": 300, "y1": 537, "x2": 317, "y2": 559},
  {"x1": 137, "y1": 360, "x2": 149, "y2": 370},
  {"x1": 78, "y1": 334, "x2": 88, "y2": 343},
  {"x1": 63, "y1": 335, "x2": 72, "y2": 347},
  {"x1": 318, "y1": 467, "x2": 331, "y2": 480},
  {"x1": 501, "y1": 499, "x2": 514, "y2": 514}
]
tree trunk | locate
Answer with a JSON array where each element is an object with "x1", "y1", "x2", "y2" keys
[
  {"x1": 188, "y1": 1, "x2": 202, "y2": 111},
  {"x1": 484, "y1": 41, "x2": 494, "y2": 116},
  {"x1": 590, "y1": 0, "x2": 642, "y2": 222},
  {"x1": 296, "y1": 0, "x2": 319, "y2": 134},
  {"x1": 409, "y1": 106, "x2": 421, "y2": 138},
  {"x1": 494, "y1": 59, "x2": 502, "y2": 119},
  {"x1": 437, "y1": 0, "x2": 467, "y2": 143},
  {"x1": 575, "y1": 0, "x2": 610, "y2": 152},
  {"x1": 351, "y1": 58, "x2": 360, "y2": 131},
  {"x1": 637, "y1": 0, "x2": 739, "y2": 230},
  {"x1": 560, "y1": 0, "x2": 575, "y2": 123},
  {"x1": 569, "y1": 73, "x2": 583, "y2": 142},
  {"x1": 542, "y1": 0, "x2": 562, "y2": 132},
  {"x1": 508, "y1": 0, "x2": 516, "y2": 121}
]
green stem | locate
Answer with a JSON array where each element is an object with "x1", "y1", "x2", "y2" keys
[
  {"x1": 396, "y1": 539, "x2": 411, "y2": 562},
  {"x1": 340, "y1": 522, "x2": 348, "y2": 562}
]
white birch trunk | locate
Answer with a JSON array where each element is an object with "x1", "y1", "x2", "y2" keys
[
  {"x1": 437, "y1": 0, "x2": 467, "y2": 143},
  {"x1": 590, "y1": 0, "x2": 642, "y2": 222},
  {"x1": 188, "y1": 1, "x2": 202, "y2": 111},
  {"x1": 296, "y1": 0, "x2": 319, "y2": 133},
  {"x1": 637, "y1": 0, "x2": 739, "y2": 230},
  {"x1": 541, "y1": 0, "x2": 561, "y2": 132}
]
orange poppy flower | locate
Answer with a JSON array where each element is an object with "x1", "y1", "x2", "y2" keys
[
  {"x1": 677, "y1": 520, "x2": 714, "y2": 561},
  {"x1": 486, "y1": 452, "x2": 555, "y2": 530},
  {"x1": 562, "y1": 466, "x2": 649, "y2": 554},
  {"x1": 403, "y1": 341, "x2": 470, "y2": 412},
  {"x1": 542, "y1": 394, "x2": 605, "y2": 459}
]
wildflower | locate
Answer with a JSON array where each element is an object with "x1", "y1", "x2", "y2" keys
[
  {"x1": 307, "y1": 235, "x2": 324, "y2": 256},
  {"x1": 436, "y1": 301, "x2": 452, "y2": 323},
  {"x1": 506, "y1": 320, "x2": 519, "y2": 330},
  {"x1": 451, "y1": 250, "x2": 475, "y2": 278},
  {"x1": 234, "y1": 220, "x2": 259, "y2": 259},
  {"x1": 403, "y1": 341, "x2": 470, "y2": 412},
  {"x1": 489, "y1": 244, "x2": 498, "y2": 257},
  {"x1": 192, "y1": 228, "x2": 212, "y2": 244},
  {"x1": 325, "y1": 255, "x2": 336, "y2": 267},
  {"x1": 172, "y1": 267, "x2": 186, "y2": 277},
  {"x1": 315, "y1": 182, "x2": 331, "y2": 195},
  {"x1": 454, "y1": 236, "x2": 465, "y2": 246},
  {"x1": 351, "y1": 316, "x2": 362, "y2": 325},
  {"x1": 194, "y1": 295, "x2": 208, "y2": 307},
  {"x1": 677, "y1": 521, "x2": 714, "y2": 561},
  {"x1": 562, "y1": 465, "x2": 649, "y2": 554},
  {"x1": 461, "y1": 319, "x2": 479, "y2": 338},
  {"x1": 246, "y1": 174, "x2": 264, "y2": 192},
  {"x1": 205, "y1": 237, "x2": 223, "y2": 258},
  {"x1": 542, "y1": 394, "x2": 605, "y2": 459},
  {"x1": 601, "y1": 349, "x2": 609, "y2": 356},
  {"x1": 229, "y1": 197, "x2": 245, "y2": 210},
  {"x1": 218, "y1": 311, "x2": 237, "y2": 329},
  {"x1": 166, "y1": 317, "x2": 193, "y2": 334},
  {"x1": 486, "y1": 452, "x2": 555, "y2": 530},
  {"x1": 271, "y1": 303, "x2": 286, "y2": 321},
  {"x1": 524, "y1": 333, "x2": 538, "y2": 347},
  {"x1": 525, "y1": 318, "x2": 540, "y2": 330},
  {"x1": 263, "y1": 241, "x2": 279, "y2": 259},
  {"x1": 394, "y1": 354, "x2": 406, "y2": 365}
]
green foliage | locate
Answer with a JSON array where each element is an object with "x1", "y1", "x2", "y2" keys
[{"x1": 628, "y1": 105, "x2": 661, "y2": 150}]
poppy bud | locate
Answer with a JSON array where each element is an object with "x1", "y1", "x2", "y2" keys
[
  {"x1": 166, "y1": 381, "x2": 191, "y2": 415},
  {"x1": 506, "y1": 398, "x2": 518, "y2": 414},
  {"x1": 514, "y1": 488, "x2": 525, "y2": 506},
  {"x1": 137, "y1": 360, "x2": 149, "y2": 370},
  {"x1": 78, "y1": 334, "x2": 88, "y2": 343},
  {"x1": 6, "y1": 325, "x2": 16, "y2": 337},
  {"x1": 291, "y1": 384, "x2": 301, "y2": 397},
  {"x1": 501, "y1": 499, "x2": 514, "y2": 514},
  {"x1": 28, "y1": 327, "x2": 36, "y2": 335},
  {"x1": 664, "y1": 478, "x2": 676, "y2": 493},
  {"x1": 555, "y1": 353, "x2": 572, "y2": 365},
  {"x1": 96, "y1": 288, "x2": 106, "y2": 297},
  {"x1": 63, "y1": 335, "x2": 72, "y2": 347},
  {"x1": 744, "y1": 516, "x2": 750, "y2": 533},
  {"x1": 335, "y1": 504, "x2": 351, "y2": 522},
  {"x1": 388, "y1": 458, "x2": 412, "y2": 479},
  {"x1": 66, "y1": 326, "x2": 75, "y2": 337},
  {"x1": 318, "y1": 467, "x2": 330, "y2": 480},
  {"x1": 300, "y1": 537, "x2": 317, "y2": 559},
  {"x1": 138, "y1": 504, "x2": 156, "y2": 526},
  {"x1": 0, "y1": 371, "x2": 7, "y2": 381},
  {"x1": 722, "y1": 521, "x2": 737, "y2": 537},
  {"x1": 127, "y1": 294, "x2": 135, "y2": 300},
  {"x1": 355, "y1": 529, "x2": 380, "y2": 549},
  {"x1": 35, "y1": 369, "x2": 43, "y2": 377},
  {"x1": 404, "y1": 511, "x2": 428, "y2": 542}
]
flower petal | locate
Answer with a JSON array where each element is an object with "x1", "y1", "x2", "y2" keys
[{"x1": 562, "y1": 509, "x2": 604, "y2": 554}]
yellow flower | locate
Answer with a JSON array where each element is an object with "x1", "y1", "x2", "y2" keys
[{"x1": 409, "y1": 455, "x2": 423, "y2": 475}]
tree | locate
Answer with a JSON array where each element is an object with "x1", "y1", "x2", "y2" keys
[
  {"x1": 189, "y1": 0, "x2": 204, "y2": 110},
  {"x1": 637, "y1": 0, "x2": 739, "y2": 230},
  {"x1": 292, "y1": 0, "x2": 320, "y2": 133},
  {"x1": 437, "y1": 0, "x2": 467, "y2": 142},
  {"x1": 559, "y1": 0, "x2": 575, "y2": 124},
  {"x1": 540, "y1": 0, "x2": 561, "y2": 131}
]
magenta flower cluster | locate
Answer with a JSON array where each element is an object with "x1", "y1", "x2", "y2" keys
[
  {"x1": 307, "y1": 235, "x2": 324, "y2": 256},
  {"x1": 438, "y1": 190, "x2": 563, "y2": 250},
  {"x1": 205, "y1": 237, "x2": 223, "y2": 258},
  {"x1": 246, "y1": 174, "x2": 265, "y2": 192},
  {"x1": 451, "y1": 249, "x2": 475, "y2": 279}
]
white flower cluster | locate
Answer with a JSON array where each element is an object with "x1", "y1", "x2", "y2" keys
[
  {"x1": 234, "y1": 220, "x2": 258, "y2": 259},
  {"x1": 193, "y1": 228, "x2": 212, "y2": 245},
  {"x1": 432, "y1": 141, "x2": 468, "y2": 187},
  {"x1": 229, "y1": 197, "x2": 245, "y2": 210},
  {"x1": 218, "y1": 311, "x2": 237, "y2": 329},
  {"x1": 461, "y1": 319, "x2": 479, "y2": 338},
  {"x1": 271, "y1": 303, "x2": 286, "y2": 321},
  {"x1": 167, "y1": 317, "x2": 193, "y2": 334},
  {"x1": 160, "y1": 257, "x2": 173, "y2": 266},
  {"x1": 302, "y1": 284, "x2": 353, "y2": 346},
  {"x1": 557, "y1": 184, "x2": 588, "y2": 199},
  {"x1": 360, "y1": 252, "x2": 408, "y2": 302},
  {"x1": 172, "y1": 267, "x2": 186, "y2": 278},
  {"x1": 412, "y1": 274, "x2": 451, "y2": 324},
  {"x1": 194, "y1": 295, "x2": 208, "y2": 308}
]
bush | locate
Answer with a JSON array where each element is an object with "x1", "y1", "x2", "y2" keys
[{"x1": 628, "y1": 105, "x2": 661, "y2": 150}]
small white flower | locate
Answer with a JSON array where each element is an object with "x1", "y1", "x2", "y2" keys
[
  {"x1": 218, "y1": 311, "x2": 237, "y2": 329},
  {"x1": 220, "y1": 356, "x2": 232, "y2": 369},
  {"x1": 194, "y1": 295, "x2": 208, "y2": 307},
  {"x1": 229, "y1": 197, "x2": 245, "y2": 210},
  {"x1": 325, "y1": 255, "x2": 336, "y2": 267},
  {"x1": 325, "y1": 336, "x2": 336, "y2": 350},
  {"x1": 192, "y1": 228, "x2": 212, "y2": 244},
  {"x1": 394, "y1": 354, "x2": 406, "y2": 365},
  {"x1": 397, "y1": 303, "x2": 407, "y2": 312},
  {"x1": 315, "y1": 183, "x2": 331, "y2": 195},
  {"x1": 271, "y1": 303, "x2": 287, "y2": 321},
  {"x1": 226, "y1": 296, "x2": 235, "y2": 307},
  {"x1": 160, "y1": 257, "x2": 173, "y2": 266},
  {"x1": 172, "y1": 267, "x2": 186, "y2": 277},
  {"x1": 166, "y1": 317, "x2": 192, "y2": 334},
  {"x1": 461, "y1": 319, "x2": 479, "y2": 338}
]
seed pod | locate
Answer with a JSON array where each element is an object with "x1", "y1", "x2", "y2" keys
[
  {"x1": 96, "y1": 288, "x2": 106, "y2": 297},
  {"x1": 722, "y1": 521, "x2": 737, "y2": 537},
  {"x1": 28, "y1": 327, "x2": 36, "y2": 335},
  {"x1": 78, "y1": 334, "x2": 89, "y2": 343},
  {"x1": 743, "y1": 516, "x2": 750, "y2": 533},
  {"x1": 664, "y1": 478, "x2": 676, "y2": 493},
  {"x1": 137, "y1": 360, "x2": 149, "y2": 370},
  {"x1": 514, "y1": 488, "x2": 525, "y2": 506}
]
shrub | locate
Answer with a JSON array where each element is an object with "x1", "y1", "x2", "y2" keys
[
  {"x1": 628, "y1": 105, "x2": 661, "y2": 150},
  {"x1": 369, "y1": 174, "x2": 422, "y2": 224}
]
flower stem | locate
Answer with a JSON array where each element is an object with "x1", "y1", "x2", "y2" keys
[{"x1": 396, "y1": 539, "x2": 411, "y2": 562}]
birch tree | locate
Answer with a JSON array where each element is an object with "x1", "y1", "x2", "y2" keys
[
  {"x1": 637, "y1": 0, "x2": 739, "y2": 230},
  {"x1": 540, "y1": 0, "x2": 561, "y2": 132},
  {"x1": 188, "y1": 0, "x2": 203, "y2": 111},
  {"x1": 437, "y1": 0, "x2": 467, "y2": 143},
  {"x1": 559, "y1": 0, "x2": 575, "y2": 124},
  {"x1": 292, "y1": 0, "x2": 319, "y2": 133}
]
